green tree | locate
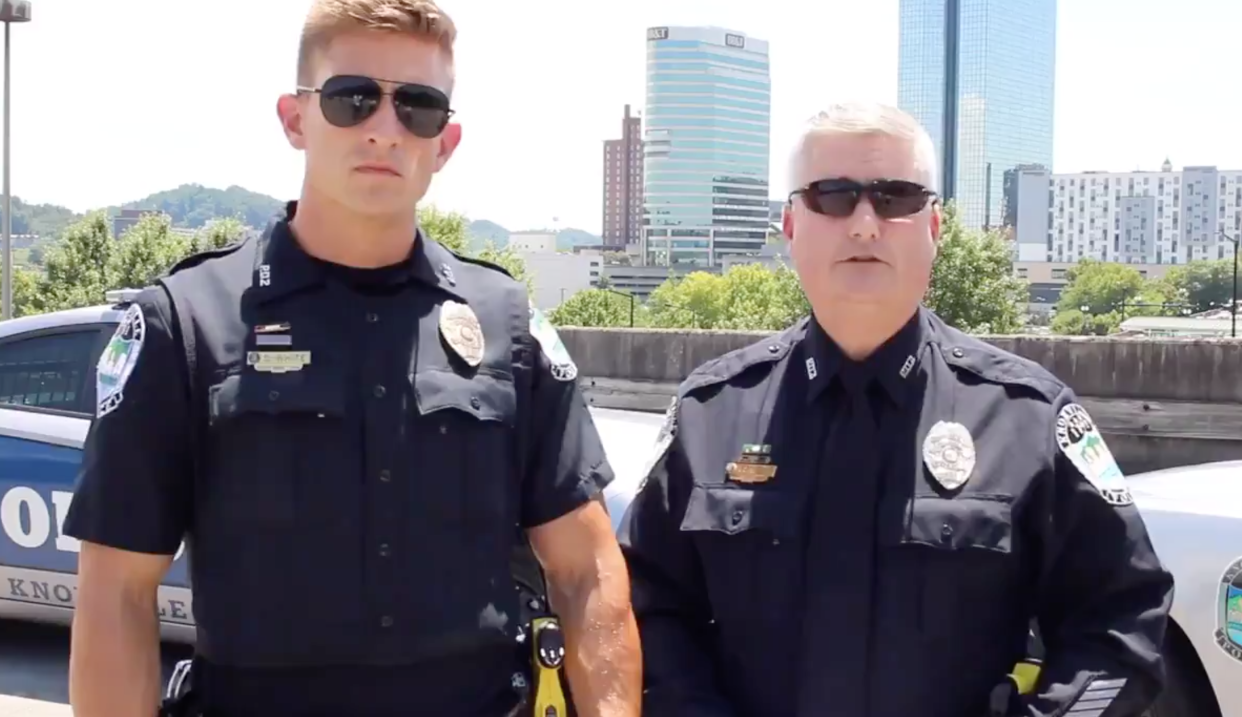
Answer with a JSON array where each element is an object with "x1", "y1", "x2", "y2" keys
[
  {"x1": 1158, "y1": 259, "x2": 1234, "y2": 313},
  {"x1": 189, "y1": 216, "x2": 248, "y2": 254},
  {"x1": 646, "y1": 263, "x2": 809, "y2": 331},
  {"x1": 110, "y1": 212, "x2": 192, "y2": 290},
  {"x1": 39, "y1": 212, "x2": 116, "y2": 312},
  {"x1": 924, "y1": 203, "x2": 1026, "y2": 334},
  {"x1": 548, "y1": 288, "x2": 641, "y2": 327},
  {"x1": 0, "y1": 267, "x2": 46, "y2": 317},
  {"x1": 419, "y1": 204, "x2": 469, "y2": 254},
  {"x1": 476, "y1": 242, "x2": 533, "y2": 293},
  {"x1": 1051, "y1": 260, "x2": 1174, "y2": 335}
]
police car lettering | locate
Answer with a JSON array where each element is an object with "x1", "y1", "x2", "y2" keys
[
  {"x1": 1054, "y1": 403, "x2": 1132, "y2": 507},
  {"x1": 0, "y1": 562, "x2": 194, "y2": 624}
]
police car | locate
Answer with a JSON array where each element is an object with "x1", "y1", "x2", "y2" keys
[{"x1": 0, "y1": 295, "x2": 1237, "y2": 715}]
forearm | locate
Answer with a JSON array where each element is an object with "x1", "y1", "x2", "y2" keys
[
  {"x1": 548, "y1": 570, "x2": 642, "y2": 717},
  {"x1": 69, "y1": 590, "x2": 164, "y2": 717}
]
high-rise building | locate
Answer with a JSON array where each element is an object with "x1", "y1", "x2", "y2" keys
[
  {"x1": 898, "y1": 0, "x2": 1057, "y2": 230},
  {"x1": 642, "y1": 26, "x2": 771, "y2": 268},
  {"x1": 1012, "y1": 163, "x2": 1242, "y2": 265},
  {"x1": 602, "y1": 105, "x2": 644, "y2": 249}
]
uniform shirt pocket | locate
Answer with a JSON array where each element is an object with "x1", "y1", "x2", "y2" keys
[
  {"x1": 205, "y1": 371, "x2": 348, "y2": 528},
  {"x1": 410, "y1": 368, "x2": 518, "y2": 549},
  {"x1": 877, "y1": 494, "x2": 1020, "y2": 640},
  {"x1": 680, "y1": 484, "x2": 803, "y2": 629}
]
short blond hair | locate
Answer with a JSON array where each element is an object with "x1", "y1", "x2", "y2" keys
[
  {"x1": 788, "y1": 101, "x2": 939, "y2": 193},
  {"x1": 297, "y1": 0, "x2": 458, "y2": 85}
]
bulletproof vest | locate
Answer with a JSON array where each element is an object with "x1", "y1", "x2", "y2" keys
[{"x1": 158, "y1": 228, "x2": 540, "y2": 667}]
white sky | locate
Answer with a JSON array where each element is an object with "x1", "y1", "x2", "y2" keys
[{"x1": 7, "y1": 0, "x2": 1239, "y2": 234}]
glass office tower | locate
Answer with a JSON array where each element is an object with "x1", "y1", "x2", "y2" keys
[
  {"x1": 642, "y1": 26, "x2": 771, "y2": 268},
  {"x1": 898, "y1": 0, "x2": 1057, "y2": 230}
]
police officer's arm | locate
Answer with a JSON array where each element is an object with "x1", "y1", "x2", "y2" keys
[
  {"x1": 64, "y1": 288, "x2": 193, "y2": 717},
  {"x1": 520, "y1": 325, "x2": 641, "y2": 717},
  {"x1": 618, "y1": 405, "x2": 737, "y2": 717},
  {"x1": 1025, "y1": 389, "x2": 1175, "y2": 717}
]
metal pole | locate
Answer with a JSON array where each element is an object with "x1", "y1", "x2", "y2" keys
[
  {"x1": 1232, "y1": 237, "x2": 1238, "y2": 338},
  {"x1": 629, "y1": 295, "x2": 634, "y2": 327},
  {"x1": 2, "y1": 21, "x2": 11, "y2": 321}
]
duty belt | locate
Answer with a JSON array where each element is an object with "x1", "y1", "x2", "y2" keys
[{"x1": 988, "y1": 630, "x2": 1043, "y2": 717}]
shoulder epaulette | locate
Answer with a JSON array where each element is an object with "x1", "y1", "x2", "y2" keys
[
  {"x1": 165, "y1": 239, "x2": 247, "y2": 276},
  {"x1": 445, "y1": 246, "x2": 515, "y2": 280},
  {"x1": 939, "y1": 332, "x2": 1064, "y2": 403},
  {"x1": 680, "y1": 319, "x2": 808, "y2": 395}
]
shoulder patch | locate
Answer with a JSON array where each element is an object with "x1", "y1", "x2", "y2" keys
[
  {"x1": 529, "y1": 303, "x2": 577, "y2": 381},
  {"x1": 1054, "y1": 403, "x2": 1132, "y2": 506},
  {"x1": 97, "y1": 303, "x2": 147, "y2": 418}
]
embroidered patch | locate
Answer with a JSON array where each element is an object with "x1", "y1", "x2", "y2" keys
[
  {"x1": 1215, "y1": 556, "x2": 1242, "y2": 663},
  {"x1": 1054, "y1": 403, "x2": 1132, "y2": 506},
  {"x1": 97, "y1": 303, "x2": 147, "y2": 418},
  {"x1": 529, "y1": 303, "x2": 578, "y2": 382}
]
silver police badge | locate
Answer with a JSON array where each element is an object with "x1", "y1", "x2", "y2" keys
[
  {"x1": 439, "y1": 300, "x2": 484, "y2": 366},
  {"x1": 922, "y1": 420, "x2": 976, "y2": 491}
]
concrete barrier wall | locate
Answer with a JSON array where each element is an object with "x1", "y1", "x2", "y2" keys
[{"x1": 559, "y1": 327, "x2": 1242, "y2": 474}]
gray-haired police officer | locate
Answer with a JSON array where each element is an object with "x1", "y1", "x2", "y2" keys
[
  {"x1": 63, "y1": 3, "x2": 641, "y2": 716},
  {"x1": 618, "y1": 102, "x2": 1173, "y2": 717}
]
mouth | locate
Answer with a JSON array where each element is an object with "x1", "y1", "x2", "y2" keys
[
  {"x1": 354, "y1": 164, "x2": 402, "y2": 177},
  {"x1": 843, "y1": 255, "x2": 883, "y2": 264}
]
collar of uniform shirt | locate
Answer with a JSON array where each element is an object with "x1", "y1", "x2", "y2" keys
[
  {"x1": 252, "y1": 201, "x2": 466, "y2": 302},
  {"x1": 802, "y1": 308, "x2": 931, "y2": 407}
]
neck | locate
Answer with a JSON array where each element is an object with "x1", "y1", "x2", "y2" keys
[
  {"x1": 289, "y1": 183, "x2": 419, "y2": 268},
  {"x1": 815, "y1": 305, "x2": 918, "y2": 361}
]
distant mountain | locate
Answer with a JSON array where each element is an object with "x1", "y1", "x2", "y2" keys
[
  {"x1": 120, "y1": 183, "x2": 285, "y2": 229},
  {"x1": 466, "y1": 220, "x2": 603, "y2": 252}
]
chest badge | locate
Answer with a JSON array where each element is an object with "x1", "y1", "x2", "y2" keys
[
  {"x1": 922, "y1": 421, "x2": 976, "y2": 491},
  {"x1": 727, "y1": 443, "x2": 777, "y2": 484},
  {"x1": 440, "y1": 300, "x2": 485, "y2": 367}
]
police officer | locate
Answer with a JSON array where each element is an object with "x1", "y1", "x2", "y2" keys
[
  {"x1": 618, "y1": 102, "x2": 1174, "y2": 717},
  {"x1": 63, "y1": 2, "x2": 641, "y2": 716}
]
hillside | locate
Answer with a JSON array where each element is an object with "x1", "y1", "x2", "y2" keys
[{"x1": 467, "y1": 220, "x2": 604, "y2": 252}]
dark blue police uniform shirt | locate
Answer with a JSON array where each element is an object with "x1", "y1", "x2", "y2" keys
[
  {"x1": 64, "y1": 202, "x2": 614, "y2": 717},
  {"x1": 618, "y1": 308, "x2": 1174, "y2": 717}
]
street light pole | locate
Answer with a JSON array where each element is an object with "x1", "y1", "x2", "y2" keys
[{"x1": 0, "y1": 1, "x2": 31, "y2": 321}]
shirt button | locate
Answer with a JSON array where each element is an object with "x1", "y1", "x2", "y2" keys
[
  {"x1": 268, "y1": 390, "x2": 280, "y2": 401},
  {"x1": 379, "y1": 469, "x2": 391, "y2": 483},
  {"x1": 373, "y1": 384, "x2": 386, "y2": 398},
  {"x1": 378, "y1": 543, "x2": 391, "y2": 557},
  {"x1": 366, "y1": 312, "x2": 379, "y2": 323},
  {"x1": 731, "y1": 510, "x2": 744, "y2": 525},
  {"x1": 380, "y1": 615, "x2": 394, "y2": 628},
  {"x1": 470, "y1": 396, "x2": 481, "y2": 409}
]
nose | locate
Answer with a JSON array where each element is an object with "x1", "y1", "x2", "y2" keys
[
  {"x1": 363, "y1": 97, "x2": 405, "y2": 147},
  {"x1": 846, "y1": 196, "x2": 881, "y2": 242}
]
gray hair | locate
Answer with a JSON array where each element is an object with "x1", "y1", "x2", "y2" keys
[{"x1": 787, "y1": 101, "x2": 939, "y2": 193}]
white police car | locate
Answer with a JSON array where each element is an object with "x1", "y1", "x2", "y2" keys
[{"x1": 0, "y1": 290, "x2": 194, "y2": 642}]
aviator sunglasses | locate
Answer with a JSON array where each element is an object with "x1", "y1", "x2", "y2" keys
[
  {"x1": 790, "y1": 178, "x2": 938, "y2": 220},
  {"x1": 297, "y1": 74, "x2": 455, "y2": 139}
]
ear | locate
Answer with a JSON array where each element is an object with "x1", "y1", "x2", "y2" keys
[
  {"x1": 276, "y1": 94, "x2": 307, "y2": 151},
  {"x1": 930, "y1": 201, "x2": 943, "y2": 244},
  {"x1": 432, "y1": 122, "x2": 463, "y2": 173},
  {"x1": 782, "y1": 202, "x2": 794, "y2": 241}
]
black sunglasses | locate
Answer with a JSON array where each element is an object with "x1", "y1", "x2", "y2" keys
[
  {"x1": 789, "y1": 178, "x2": 937, "y2": 220},
  {"x1": 297, "y1": 74, "x2": 455, "y2": 139}
]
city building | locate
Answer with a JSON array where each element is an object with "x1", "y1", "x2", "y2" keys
[
  {"x1": 641, "y1": 25, "x2": 772, "y2": 268},
  {"x1": 602, "y1": 105, "x2": 644, "y2": 249},
  {"x1": 518, "y1": 250, "x2": 603, "y2": 311},
  {"x1": 1011, "y1": 163, "x2": 1242, "y2": 265},
  {"x1": 507, "y1": 231, "x2": 558, "y2": 253},
  {"x1": 112, "y1": 208, "x2": 158, "y2": 239},
  {"x1": 897, "y1": 0, "x2": 1057, "y2": 230}
]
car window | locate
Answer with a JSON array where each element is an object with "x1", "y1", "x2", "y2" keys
[{"x1": 0, "y1": 329, "x2": 107, "y2": 415}]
